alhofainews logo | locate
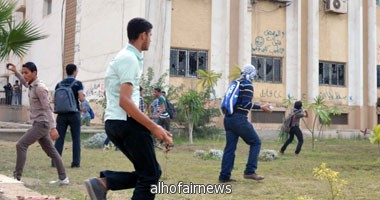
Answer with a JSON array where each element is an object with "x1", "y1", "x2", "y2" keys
[{"x1": 150, "y1": 181, "x2": 232, "y2": 194}]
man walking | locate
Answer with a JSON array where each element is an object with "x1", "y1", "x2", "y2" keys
[
  {"x1": 153, "y1": 88, "x2": 170, "y2": 131},
  {"x1": 219, "y1": 65, "x2": 272, "y2": 183},
  {"x1": 7, "y1": 62, "x2": 69, "y2": 185},
  {"x1": 84, "y1": 18, "x2": 172, "y2": 200},
  {"x1": 54, "y1": 64, "x2": 84, "y2": 168}
]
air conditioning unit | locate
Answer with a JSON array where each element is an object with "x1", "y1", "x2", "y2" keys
[{"x1": 325, "y1": 0, "x2": 347, "y2": 14}]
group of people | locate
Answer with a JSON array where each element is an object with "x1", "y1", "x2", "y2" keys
[
  {"x1": 2, "y1": 80, "x2": 21, "y2": 105},
  {"x1": 6, "y1": 17, "x2": 308, "y2": 200},
  {"x1": 7, "y1": 62, "x2": 91, "y2": 186}
]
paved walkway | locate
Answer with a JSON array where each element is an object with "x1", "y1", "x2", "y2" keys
[
  {"x1": 0, "y1": 174, "x2": 67, "y2": 200},
  {"x1": 0, "y1": 121, "x2": 103, "y2": 200}
]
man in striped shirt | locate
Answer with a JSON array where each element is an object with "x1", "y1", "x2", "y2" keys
[{"x1": 219, "y1": 64, "x2": 272, "y2": 183}]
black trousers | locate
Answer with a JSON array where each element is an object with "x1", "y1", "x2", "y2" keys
[
  {"x1": 103, "y1": 118, "x2": 161, "y2": 200},
  {"x1": 280, "y1": 126, "x2": 304, "y2": 154}
]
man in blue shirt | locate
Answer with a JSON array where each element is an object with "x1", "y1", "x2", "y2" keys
[
  {"x1": 219, "y1": 65, "x2": 272, "y2": 183},
  {"x1": 54, "y1": 64, "x2": 84, "y2": 168},
  {"x1": 84, "y1": 18, "x2": 173, "y2": 200}
]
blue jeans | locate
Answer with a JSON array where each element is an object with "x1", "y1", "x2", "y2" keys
[
  {"x1": 103, "y1": 118, "x2": 161, "y2": 200},
  {"x1": 54, "y1": 112, "x2": 81, "y2": 167},
  {"x1": 219, "y1": 113, "x2": 262, "y2": 181}
]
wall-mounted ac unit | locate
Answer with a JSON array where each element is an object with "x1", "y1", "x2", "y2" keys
[{"x1": 325, "y1": 0, "x2": 347, "y2": 14}]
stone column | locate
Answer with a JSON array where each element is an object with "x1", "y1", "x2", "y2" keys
[
  {"x1": 238, "y1": 0, "x2": 252, "y2": 68},
  {"x1": 307, "y1": 0, "x2": 319, "y2": 103},
  {"x1": 211, "y1": 0, "x2": 230, "y2": 98},
  {"x1": 144, "y1": 0, "x2": 172, "y2": 84},
  {"x1": 348, "y1": 1, "x2": 363, "y2": 107},
  {"x1": 366, "y1": 0, "x2": 377, "y2": 128},
  {"x1": 286, "y1": 0, "x2": 301, "y2": 99}
]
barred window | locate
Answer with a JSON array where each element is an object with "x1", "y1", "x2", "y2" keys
[
  {"x1": 170, "y1": 48, "x2": 208, "y2": 77},
  {"x1": 251, "y1": 56, "x2": 282, "y2": 83},
  {"x1": 319, "y1": 62, "x2": 345, "y2": 86}
]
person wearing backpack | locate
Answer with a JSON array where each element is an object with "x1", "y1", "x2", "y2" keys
[
  {"x1": 6, "y1": 62, "x2": 69, "y2": 185},
  {"x1": 280, "y1": 101, "x2": 308, "y2": 156},
  {"x1": 53, "y1": 64, "x2": 85, "y2": 168},
  {"x1": 219, "y1": 64, "x2": 272, "y2": 183},
  {"x1": 152, "y1": 88, "x2": 170, "y2": 131}
]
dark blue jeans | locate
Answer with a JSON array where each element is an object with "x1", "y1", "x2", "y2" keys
[
  {"x1": 280, "y1": 126, "x2": 304, "y2": 154},
  {"x1": 54, "y1": 112, "x2": 81, "y2": 167},
  {"x1": 103, "y1": 119, "x2": 161, "y2": 200},
  {"x1": 219, "y1": 113, "x2": 262, "y2": 181}
]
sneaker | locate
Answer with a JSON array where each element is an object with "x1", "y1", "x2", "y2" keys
[
  {"x1": 84, "y1": 178, "x2": 107, "y2": 200},
  {"x1": 49, "y1": 177, "x2": 69, "y2": 185},
  {"x1": 219, "y1": 178, "x2": 237, "y2": 183},
  {"x1": 243, "y1": 173, "x2": 264, "y2": 181}
]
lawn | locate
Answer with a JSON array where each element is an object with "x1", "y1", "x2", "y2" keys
[{"x1": 0, "y1": 134, "x2": 379, "y2": 200}]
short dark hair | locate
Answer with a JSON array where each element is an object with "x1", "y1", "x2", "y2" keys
[
  {"x1": 22, "y1": 62, "x2": 37, "y2": 73},
  {"x1": 15, "y1": 80, "x2": 19, "y2": 83},
  {"x1": 65, "y1": 64, "x2": 77, "y2": 75},
  {"x1": 154, "y1": 88, "x2": 161, "y2": 93},
  {"x1": 127, "y1": 18, "x2": 153, "y2": 41},
  {"x1": 140, "y1": 86, "x2": 143, "y2": 91},
  {"x1": 294, "y1": 101, "x2": 303, "y2": 110}
]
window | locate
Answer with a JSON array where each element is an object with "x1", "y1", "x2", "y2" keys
[
  {"x1": 170, "y1": 48, "x2": 208, "y2": 77},
  {"x1": 43, "y1": 0, "x2": 52, "y2": 16},
  {"x1": 251, "y1": 56, "x2": 282, "y2": 83},
  {"x1": 319, "y1": 62, "x2": 345, "y2": 86},
  {"x1": 377, "y1": 0, "x2": 380, "y2": 6},
  {"x1": 377, "y1": 66, "x2": 380, "y2": 88}
]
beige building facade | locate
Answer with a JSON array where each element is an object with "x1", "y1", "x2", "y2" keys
[{"x1": 2, "y1": 0, "x2": 380, "y2": 131}]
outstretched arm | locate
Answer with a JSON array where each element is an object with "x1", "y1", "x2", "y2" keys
[{"x1": 6, "y1": 63, "x2": 28, "y2": 87}]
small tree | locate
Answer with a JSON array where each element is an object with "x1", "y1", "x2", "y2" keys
[
  {"x1": 370, "y1": 125, "x2": 380, "y2": 155},
  {"x1": 177, "y1": 90, "x2": 204, "y2": 144}
]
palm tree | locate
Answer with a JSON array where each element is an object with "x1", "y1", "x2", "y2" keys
[
  {"x1": 196, "y1": 69, "x2": 222, "y2": 100},
  {"x1": 0, "y1": 0, "x2": 48, "y2": 61},
  {"x1": 304, "y1": 95, "x2": 331, "y2": 150},
  {"x1": 228, "y1": 64, "x2": 242, "y2": 80}
]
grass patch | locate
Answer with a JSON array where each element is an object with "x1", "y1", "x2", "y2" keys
[{"x1": 0, "y1": 137, "x2": 379, "y2": 199}]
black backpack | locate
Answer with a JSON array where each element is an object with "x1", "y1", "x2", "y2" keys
[
  {"x1": 166, "y1": 99, "x2": 177, "y2": 119},
  {"x1": 54, "y1": 80, "x2": 78, "y2": 113}
]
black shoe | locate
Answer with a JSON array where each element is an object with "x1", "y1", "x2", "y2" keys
[
  {"x1": 219, "y1": 178, "x2": 237, "y2": 183},
  {"x1": 71, "y1": 163, "x2": 80, "y2": 168}
]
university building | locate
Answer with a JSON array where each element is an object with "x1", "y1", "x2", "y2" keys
[{"x1": 1, "y1": 0, "x2": 380, "y2": 131}]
